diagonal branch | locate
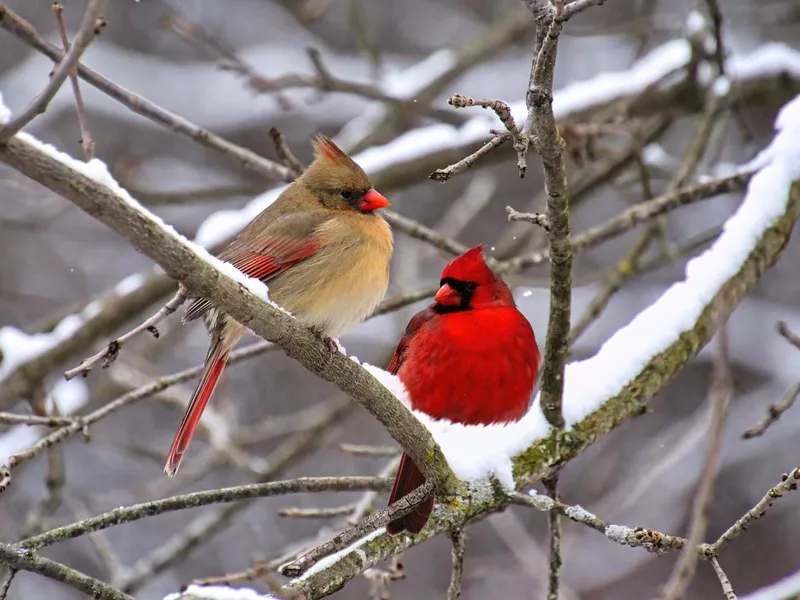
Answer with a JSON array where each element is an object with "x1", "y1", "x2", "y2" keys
[
  {"x1": 0, "y1": 541, "x2": 132, "y2": 600},
  {"x1": 0, "y1": 134, "x2": 458, "y2": 497},
  {"x1": 0, "y1": 0, "x2": 106, "y2": 142}
]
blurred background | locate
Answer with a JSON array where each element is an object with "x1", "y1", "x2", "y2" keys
[{"x1": 1, "y1": 0, "x2": 800, "y2": 598}]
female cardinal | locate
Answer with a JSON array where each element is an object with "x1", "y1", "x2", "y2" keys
[
  {"x1": 164, "y1": 135, "x2": 393, "y2": 477},
  {"x1": 385, "y1": 245, "x2": 540, "y2": 535}
]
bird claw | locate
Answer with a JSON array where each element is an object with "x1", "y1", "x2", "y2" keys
[{"x1": 323, "y1": 337, "x2": 338, "y2": 353}]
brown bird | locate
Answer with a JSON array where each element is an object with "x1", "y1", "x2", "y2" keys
[{"x1": 164, "y1": 135, "x2": 394, "y2": 477}]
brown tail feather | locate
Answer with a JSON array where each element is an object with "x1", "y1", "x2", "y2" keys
[{"x1": 386, "y1": 452, "x2": 435, "y2": 536}]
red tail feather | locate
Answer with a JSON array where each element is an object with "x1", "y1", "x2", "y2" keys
[
  {"x1": 386, "y1": 452, "x2": 435, "y2": 536},
  {"x1": 163, "y1": 346, "x2": 230, "y2": 477}
]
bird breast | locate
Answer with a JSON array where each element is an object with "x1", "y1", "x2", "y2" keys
[{"x1": 267, "y1": 214, "x2": 393, "y2": 338}]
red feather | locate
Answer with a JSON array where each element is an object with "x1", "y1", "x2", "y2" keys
[
  {"x1": 386, "y1": 246, "x2": 540, "y2": 535},
  {"x1": 183, "y1": 236, "x2": 319, "y2": 323},
  {"x1": 312, "y1": 134, "x2": 349, "y2": 166}
]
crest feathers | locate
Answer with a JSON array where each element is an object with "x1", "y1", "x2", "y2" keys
[{"x1": 312, "y1": 134, "x2": 348, "y2": 165}]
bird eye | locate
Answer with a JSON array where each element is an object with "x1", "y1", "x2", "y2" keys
[
  {"x1": 465, "y1": 282, "x2": 477, "y2": 293},
  {"x1": 340, "y1": 190, "x2": 355, "y2": 201}
]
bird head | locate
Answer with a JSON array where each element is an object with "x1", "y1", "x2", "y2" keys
[
  {"x1": 298, "y1": 135, "x2": 390, "y2": 214},
  {"x1": 434, "y1": 245, "x2": 515, "y2": 312}
]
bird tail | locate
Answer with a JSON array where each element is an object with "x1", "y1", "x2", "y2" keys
[
  {"x1": 163, "y1": 341, "x2": 230, "y2": 477},
  {"x1": 386, "y1": 452, "x2": 435, "y2": 536}
]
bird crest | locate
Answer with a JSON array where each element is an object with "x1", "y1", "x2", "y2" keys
[{"x1": 312, "y1": 134, "x2": 349, "y2": 166}]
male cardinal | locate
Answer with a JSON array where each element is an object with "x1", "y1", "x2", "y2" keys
[
  {"x1": 385, "y1": 245, "x2": 540, "y2": 535},
  {"x1": 164, "y1": 135, "x2": 393, "y2": 477}
]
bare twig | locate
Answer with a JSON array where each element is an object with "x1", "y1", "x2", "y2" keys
[
  {"x1": 506, "y1": 206, "x2": 550, "y2": 232},
  {"x1": 280, "y1": 480, "x2": 434, "y2": 577},
  {"x1": 0, "y1": 541, "x2": 132, "y2": 600},
  {"x1": 558, "y1": 0, "x2": 607, "y2": 21},
  {"x1": 52, "y1": 2, "x2": 95, "y2": 160},
  {"x1": 268, "y1": 127, "x2": 306, "y2": 178},
  {"x1": 0, "y1": 569, "x2": 16, "y2": 600},
  {"x1": 544, "y1": 476, "x2": 562, "y2": 600},
  {"x1": 64, "y1": 290, "x2": 186, "y2": 379},
  {"x1": 430, "y1": 134, "x2": 510, "y2": 182},
  {"x1": 446, "y1": 529, "x2": 466, "y2": 600},
  {"x1": 700, "y1": 466, "x2": 800, "y2": 555},
  {"x1": 659, "y1": 325, "x2": 733, "y2": 600},
  {"x1": 777, "y1": 320, "x2": 800, "y2": 350},
  {"x1": 743, "y1": 382, "x2": 800, "y2": 439},
  {"x1": 0, "y1": 412, "x2": 76, "y2": 427},
  {"x1": 0, "y1": 0, "x2": 106, "y2": 142},
  {"x1": 280, "y1": 506, "x2": 356, "y2": 519},
  {"x1": 0, "y1": 5, "x2": 294, "y2": 182},
  {"x1": 447, "y1": 95, "x2": 527, "y2": 176},
  {"x1": 382, "y1": 209, "x2": 472, "y2": 256},
  {"x1": 339, "y1": 444, "x2": 399, "y2": 457},
  {"x1": 19, "y1": 477, "x2": 391, "y2": 551},
  {"x1": 709, "y1": 557, "x2": 738, "y2": 600}
]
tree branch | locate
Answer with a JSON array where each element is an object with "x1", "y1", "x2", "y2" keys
[
  {"x1": 0, "y1": 541, "x2": 132, "y2": 600},
  {"x1": 0, "y1": 134, "x2": 458, "y2": 498},
  {"x1": 0, "y1": 0, "x2": 106, "y2": 142}
]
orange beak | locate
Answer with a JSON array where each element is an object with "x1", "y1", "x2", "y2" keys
[
  {"x1": 359, "y1": 188, "x2": 390, "y2": 212},
  {"x1": 434, "y1": 282, "x2": 461, "y2": 307}
]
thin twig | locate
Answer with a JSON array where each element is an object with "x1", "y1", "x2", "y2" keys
[
  {"x1": 279, "y1": 506, "x2": 356, "y2": 519},
  {"x1": 0, "y1": 542, "x2": 132, "y2": 600},
  {"x1": 0, "y1": 0, "x2": 106, "y2": 142},
  {"x1": 18, "y1": 477, "x2": 391, "y2": 551},
  {"x1": 506, "y1": 206, "x2": 550, "y2": 232},
  {"x1": 544, "y1": 475, "x2": 562, "y2": 600},
  {"x1": 659, "y1": 324, "x2": 733, "y2": 600},
  {"x1": 743, "y1": 382, "x2": 800, "y2": 439},
  {"x1": 64, "y1": 290, "x2": 186, "y2": 379},
  {"x1": 52, "y1": 2, "x2": 95, "y2": 160},
  {"x1": 0, "y1": 5, "x2": 294, "y2": 182},
  {"x1": 0, "y1": 569, "x2": 16, "y2": 600},
  {"x1": 268, "y1": 127, "x2": 306, "y2": 178},
  {"x1": 339, "y1": 444, "x2": 399, "y2": 457},
  {"x1": 0, "y1": 412, "x2": 77, "y2": 426},
  {"x1": 280, "y1": 481, "x2": 434, "y2": 577},
  {"x1": 777, "y1": 320, "x2": 800, "y2": 351},
  {"x1": 709, "y1": 556, "x2": 738, "y2": 600},
  {"x1": 447, "y1": 95, "x2": 527, "y2": 176},
  {"x1": 430, "y1": 134, "x2": 510, "y2": 182},
  {"x1": 700, "y1": 466, "x2": 800, "y2": 555},
  {"x1": 446, "y1": 529, "x2": 466, "y2": 600}
]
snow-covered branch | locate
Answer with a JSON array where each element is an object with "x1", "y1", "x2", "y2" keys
[
  {"x1": 0, "y1": 132, "x2": 458, "y2": 498},
  {"x1": 284, "y1": 94, "x2": 800, "y2": 597}
]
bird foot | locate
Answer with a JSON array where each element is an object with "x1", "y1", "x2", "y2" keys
[{"x1": 323, "y1": 336, "x2": 338, "y2": 353}]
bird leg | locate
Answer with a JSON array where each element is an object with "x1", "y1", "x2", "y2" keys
[{"x1": 310, "y1": 327, "x2": 339, "y2": 354}]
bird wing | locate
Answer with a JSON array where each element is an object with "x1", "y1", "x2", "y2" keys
[
  {"x1": 386, "y1": 306, "x2": 436, "y2": 375},
  {"x1": 183, "y1": 212, "x2": 330, "y2": 323}
]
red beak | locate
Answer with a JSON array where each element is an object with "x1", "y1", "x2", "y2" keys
[
  {"x1": 359, "y1": 188, "x2": 390, "y2": 212},
  {"x1": 434, "y1": 282, "x2": 461, "y2": 307}
]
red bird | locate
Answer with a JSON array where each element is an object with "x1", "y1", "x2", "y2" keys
[
  {"x1": 164, "y1": 135, "x2": 393, "y2": 477},
  {"x1": 385, "y1": 245, "x2": 540, "y2": 536}
]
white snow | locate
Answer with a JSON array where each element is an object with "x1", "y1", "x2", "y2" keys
[
  {"x1": 334, "y1": 93, "x2": 800, "y2": 491},
  {"x1": 163, "y1": 585, "x2": 278, "y2": 600},
  {"x1": 685, "y1": 10, "x2": 707, "y2": 35},
  {"x1": 741, "y1": 569, "x2": 800, "y2": 600},
  {"x1": 298, "y1": 528, "x2": 385, "y2": 580}
]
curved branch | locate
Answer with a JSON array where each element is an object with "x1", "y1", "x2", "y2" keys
[
  {"x1": 285, "y1": 181, "x2": 800, "y2": 598},
  {"x1": 0, "y1": 135, "x2": 459, "y2": 497}
]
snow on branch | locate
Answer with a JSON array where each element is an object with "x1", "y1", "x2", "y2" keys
[
  {"x1": 284, "y1": 94, "x2": 800, "y2": 598},
  {"x1": 1, "y1": 39, "x2": 798, "y2": 416},
  {"x1": 0, "y1": 118, "x2": 458, "y2": 498}
]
